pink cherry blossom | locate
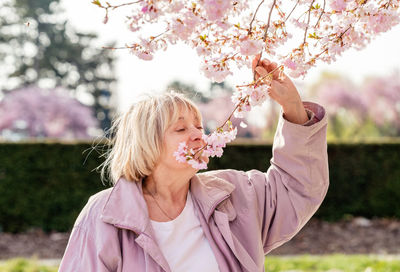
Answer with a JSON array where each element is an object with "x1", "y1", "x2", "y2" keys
[
  {"x1": 249, "y1": 85, "x2": 270, "y2": 107},
  {"x1": 329, "y1": 0, "x2": 347, "y2": 12},
  {"x1": 188, "y1": 159, "x2": 208, "y2": 170},
  {"x1": 100, "y1": 0, "x2": 400, "y2": 83},
  {"x1": 203, "y1": 0, "x2": 231, "y2": 21},
  {"x1": 200, "y1": 61, "x2": 232, "y2": 83},
  {"x1": 283, "y1": 58, "x2": 297, "y2": 70},
  {"x1": 135, "y1": 51, "x2": 153, "y2": 61},
  {"x1": 94, "y1": 0, "x2": 400, "y2": 166},
  {"x1": 239, "y1": 38, "x2": 264, "y2": 56}
]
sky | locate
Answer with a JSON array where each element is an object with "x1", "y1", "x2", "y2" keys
[{"x1": 62, "y1": 0, "x2": 400, "y2": 113}]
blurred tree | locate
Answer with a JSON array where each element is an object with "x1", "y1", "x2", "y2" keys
[
  {"x1": 362, "y1": 74, "x2": 400, "y2": 136},
  {"x1": 312, "y1": 72, "x2": 400, "y2": 139},
  {"x1": 0, "y1": 86, "x2": 99, "y2": 141},
  {"x1": 0, "y1": 0, "x2": 116, "y2": 132}
]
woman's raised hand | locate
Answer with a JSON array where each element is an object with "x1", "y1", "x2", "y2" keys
[{"x1": 252, "y1": 55, "x2": 309, "y2": 125}]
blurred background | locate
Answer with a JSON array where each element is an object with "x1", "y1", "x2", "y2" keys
[{"x1": 0, "y1": 0, "x2": 399, "y2": 271}]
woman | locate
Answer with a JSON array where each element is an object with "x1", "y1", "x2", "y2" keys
[{"x1": 59, "y1": 57, "x2": 328, "y2": 272}]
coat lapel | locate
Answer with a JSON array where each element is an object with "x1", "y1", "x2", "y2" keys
[
  {"x1": 192, "y1": 172, "x2": 258, "y2": 272},
  {"x1": 214, "y1": 211, "x2": 259, "y2": 272},
  {"x1": 100, "y1": 177, "x2": 171, "y2": 272}
]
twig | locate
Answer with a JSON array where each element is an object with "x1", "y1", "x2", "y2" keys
[
  {"x1": 303, "y1": 0, "x2": 315, "y2": 44},
  {"x1": 311, "y1": 23, "x2": 354, "y2": 61},
  {"x1": 93, "y1": 0, "x2": 142, "y2": 23},
  {"x1": 238, "y1": 65, "x2": 283, "y2": 88},
  {"x1": 94, "y1": 0, "x2": 142, "y2": 10},
  {"x1": 253, "y1": 0, "x2": 277, "y2": 80},
  {"x1": 248, "y1": 0, "x2": 265, "y2": 35},
  {"x1": 284, "y1": 0, "x2": 300, "y2": 23},
  {"x1": 263, "y1": 0, "x2": 277, "y2": 42},
  {"x1": 314, "y1": 0, "x2": 326, "y2": 28}
]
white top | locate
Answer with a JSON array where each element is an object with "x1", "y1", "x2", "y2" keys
[{"x1": 150, "y1": 192, "x2": 220, "y2": 272}]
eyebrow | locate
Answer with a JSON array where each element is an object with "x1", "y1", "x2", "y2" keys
[{"x1": 178, "y1": 116, "x2": 200, "y2": 121}]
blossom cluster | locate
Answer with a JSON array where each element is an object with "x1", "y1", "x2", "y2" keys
[
  {"x1": 94, "y1": 0, "x2": 400, "y2": 168},
  {"x1": 95, "y1": 0, "x2": 400, "y2": 81},
  {"x1": 173, "y1": 121, "x2": 237, "y2": 169},
  {"x1": 232, "y1": 84, "x2": 272, "y2": 118}
]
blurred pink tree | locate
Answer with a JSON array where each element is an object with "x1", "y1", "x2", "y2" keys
[
  {"x1": 362, "y1": 75, "x2": 400, "y2": 135},
  {"x1": 313, "y1": 72, "x2": 400, "y2": 138},
  {"x1": 0, "y1": 86, "x2": 100, "y2": 141}
]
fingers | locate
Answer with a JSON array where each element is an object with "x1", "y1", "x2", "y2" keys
[
  {"x1": 255, "y1": 66, "x2": 268, "y2": 81},
  {"x1": 252, "y1": 54, "x2": 262, "y2": 72},
  {"x1": 261, "y1": 59, "x2": 281, "y2": 79},
  {"x1": 253, "y1": 58, "x2": 281, "y2": 81}
]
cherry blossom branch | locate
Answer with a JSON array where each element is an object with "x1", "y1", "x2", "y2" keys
[
  {"x1": 308, "y1": 24, "x2": 355, "y2": 64},
  {"x1": 237, "y1": 65, "x2": 282, "y2": 88},
  {"x1": 93, "y1": 0, "x2": 400, "y2": 169},
  {"x1": 284, "y1": 0, "x2": 300, "y2": 23},
  {"x1": 248, "y1": 0, "x2": 265, "y2": 35},
  {"x1": 101, "y1": 29, "x2": 170, "y2": 50},
  {"x1": 191, "y1": 64, "x2": 281, "y2": 159},
  {"x1": 253, "y1": 0, "x2": 277, "y2": 80},
  {"x1": 263, "y1": 0, "x2": 277, "y2": 42},
  {"x1": 218, "y1": 100, "x2": 245, "y2": 130},
  {"x1": 315, "y1": 0, "x2": 326, "y2": 28},
  {"x1": 92, "y1": 0, "x2": 142, "y2": 24},
  {"x1": 303, "y1": 0, "x2": 316, "y2": 44},
  {"x1": 92, "y1": 0, "x2": 142, "y2": 10}
]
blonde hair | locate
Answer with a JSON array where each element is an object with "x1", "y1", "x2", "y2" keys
[{"x1": 99, "y1": 91, "x2": 202, "y2": 185}]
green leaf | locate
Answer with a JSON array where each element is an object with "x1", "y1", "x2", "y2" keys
[
  {"x1": 91, "y1": 0, "x2": 101, "y2": 7},
  {"x1": 308, "y1": 32, "x2": 320, "y2": 39}
]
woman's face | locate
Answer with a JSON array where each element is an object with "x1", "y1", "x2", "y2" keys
[{"x1": 158, "y1": 107, "x2": 208, "y2": 171}]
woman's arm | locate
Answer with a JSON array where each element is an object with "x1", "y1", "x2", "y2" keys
[
  {"x1": 259, "y1": 101, "x2": 328, "y2": 253},
  {"x1": 59, "y1": 195, "x2": 121, "y2": 272},
  {"x1": 251, "y1": 57, "x2": 329, "y2": 253}
]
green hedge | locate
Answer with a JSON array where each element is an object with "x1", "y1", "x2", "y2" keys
[{"x1": 0, "y1": 140, "x2": 399, "y2": 232}]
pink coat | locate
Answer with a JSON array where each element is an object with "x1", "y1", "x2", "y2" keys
[{"x1": 59, "y1": 102, "x2": 328, "y2": 272}]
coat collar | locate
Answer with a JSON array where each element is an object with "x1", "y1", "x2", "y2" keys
[{"x1": 100, "y1": 172, "x2": 236, "y2": 234}]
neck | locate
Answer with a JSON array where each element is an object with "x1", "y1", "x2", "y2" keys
[{"x1": 143, "y1": 165, "x2": 193, "y2": 205}]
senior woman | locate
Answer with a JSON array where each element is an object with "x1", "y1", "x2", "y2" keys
[{"x1": 59, "y1": 57, "x2": 328, "y2": 272}]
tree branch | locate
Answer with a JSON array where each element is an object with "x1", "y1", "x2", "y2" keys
[
  {"x1": 314, "y1": 0, "x2": 326, "y2": 28},
  {"x1": 284, "y1": 0, "x2": 300, "y2": 23},
  {"x1": 248, "y1": 0, "x2": 265, "y2": 35},
  {"x1": 303, "y1": 0, "x2": 315, "y2": 44}
]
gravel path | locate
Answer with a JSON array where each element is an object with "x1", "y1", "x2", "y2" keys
[{"x1": 1, "y1": 217, "x2": 399, "y2": 260}]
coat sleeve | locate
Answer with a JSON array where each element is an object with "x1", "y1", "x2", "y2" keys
[
  {"x1": 58, "y1": 226, "x2": 111, "y2": 272},
  {"x1": 249, "y1": 101, "x2": 329, "y2": 254},
  {"x1": 58, "y1": 195, "x2": 122, "y2": 272}
]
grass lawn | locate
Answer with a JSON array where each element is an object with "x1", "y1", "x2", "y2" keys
[
  {"x1": 265, "y1": 254, "x2": 400, "y2": 272},
  {"x1": 0, "y1": 254, "x2": 399, "y2": 271}
]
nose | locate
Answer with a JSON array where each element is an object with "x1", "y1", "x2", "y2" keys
[{"x1": 189, "y1": 126, "x2": 204, "y2": 142}]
